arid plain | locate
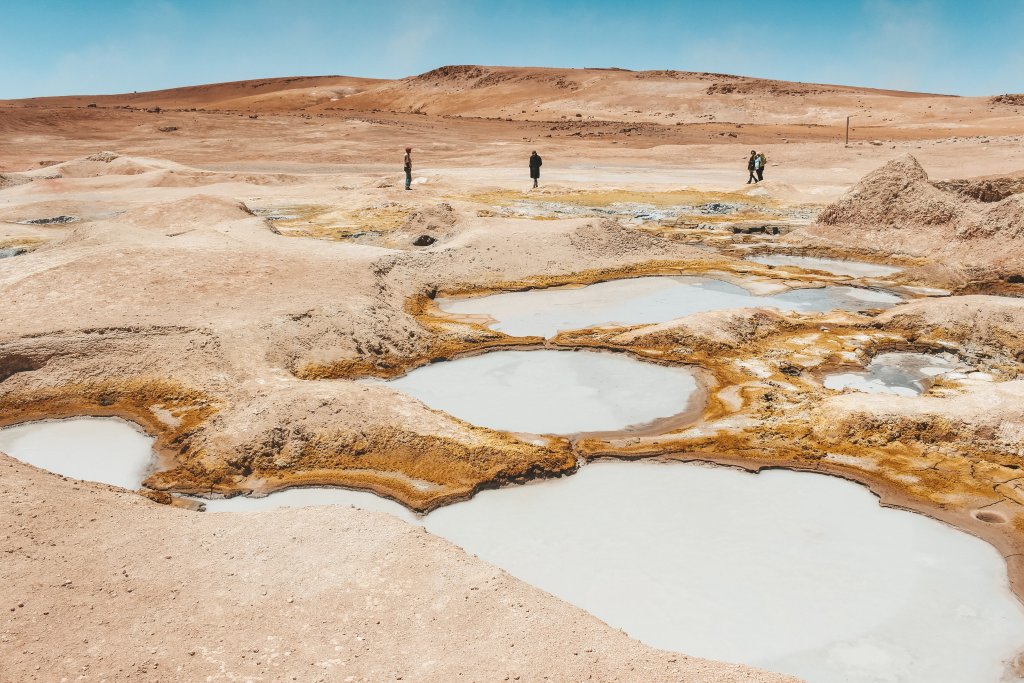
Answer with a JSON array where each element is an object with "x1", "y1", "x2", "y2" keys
[{"x1": 3, "y1": 66, "x2": 1024, "y2": 681}]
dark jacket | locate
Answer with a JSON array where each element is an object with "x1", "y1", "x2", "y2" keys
[{"x1": 529, "y1": 153, "x2": 542, "y2": 178}]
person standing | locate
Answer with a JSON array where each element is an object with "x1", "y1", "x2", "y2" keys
[
  {"x1": 529, "y1": 150, "x2": 542, "y2": 188},
  {"x1": 747, "y1": 150, "x2": 758, "y2": 184},
  {"x1": 756, "y1": 151, "x2": 766, "y2": 182},
  {"x1": 404, "y1": 147, "x2": 412, "y2": 190}
]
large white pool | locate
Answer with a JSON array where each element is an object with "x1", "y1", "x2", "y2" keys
[{"x1": 437, "y1": 276, "x2": 903, "y2": 338}]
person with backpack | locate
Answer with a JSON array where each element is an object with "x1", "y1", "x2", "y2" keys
[
  {"x1": 756, "y1": 151, "x2": 766, "y2": 182},
  {"x1": 403, "y1": 147, "x2": 412, "y2": 190},
  {"x1": 529, "y1": 151, "x2": 542, "y2": 188},
  {"x1": 747, "y1": 150, "x2": 758, "y2": 184}
]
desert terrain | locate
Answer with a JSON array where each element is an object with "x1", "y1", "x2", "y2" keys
[{"x1": 3, "y1": 66, "x2": 1024, "y2": 681}]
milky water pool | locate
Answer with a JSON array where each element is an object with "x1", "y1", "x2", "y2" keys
[
  {"x1": 386, "y1": 349, "x2": 700, "y2": 434},
  {"x1": 5, "y1": 419, "x2": 1024, "y2": 682},
  {"x1": 0, "y1": 417, "x2": 153, "y2": 489},
  {"x1": 436, "y1": 276, "x2": 903, "y2": 338},
  {"x1": 824, "y1": 352, "x2": 967, "y2": 397},
  {"x1": 746, "y1": 254, "x2": 903, "y2": 278}
]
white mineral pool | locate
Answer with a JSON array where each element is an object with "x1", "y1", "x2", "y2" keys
[
  {"x1": 211, "y1": 461, "x2": 1024, "y2": 683},
  {"x1": 0, "y1": 417, "x2": 153, "y2": 489},
  {"x1": 423, "y1": 463, "x2": 1024, "y2": 683},
  {"x1": 824, "y1": 352, "x2": 966, "y2": 397},
  {"x1": 436, "y1": 276, "x2": 903, "y2": 338},
  {"x1": 746, "y1": 254, "x2": 903, "y2": 278},
  {"x1": 5, "y1": 419, "x2": 1024, "y2": 682},
  {"x1": 386, "y1": 349, "x2": 700, "y2": 434}
]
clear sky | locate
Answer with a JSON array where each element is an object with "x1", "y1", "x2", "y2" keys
[{"x1": 3, "y1": 0, "x2": 1023, "y2": 99}]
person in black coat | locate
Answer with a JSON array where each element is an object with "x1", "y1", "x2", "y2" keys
[{"x1": 529, "y1": 151, "x2": 542, "y2": 188}]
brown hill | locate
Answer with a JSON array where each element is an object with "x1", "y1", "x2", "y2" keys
[
  {"x1": 6, "y1": 75, "x2": 385, "y2": 111},
  {"x1": 2, "y1": 65, "x2": 1003, "y2": 129}
]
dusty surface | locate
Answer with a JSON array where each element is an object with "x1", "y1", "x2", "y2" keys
[
  {"x1": 1, "y1": 456, "x2": 799, "y2": 682},
  {"x1": 3, "y1": 66, "x2": 1024, "y2": 679},
  {"x1": 786, "y1": 154, "x2": 1024, "y2": 289}
]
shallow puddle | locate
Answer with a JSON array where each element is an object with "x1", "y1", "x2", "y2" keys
[
  {"x1": 0, "y1": 417, "x2": 153, "y2": 489},
  {"x1": 437, "y1": 276, "x2": 903, "y2": 338},
  {"x1": 387, "y1": 349, "x2": 699, "y2": 434},
  {"x1": 5, "y1": 420, "x2": 1024, "y2": 682},
  {"x1": 824, "y1": 352, "x2": 966, "y2": 396},
  {"x1": 747, "y1": 254, "x2": 903, "y2": 278}
]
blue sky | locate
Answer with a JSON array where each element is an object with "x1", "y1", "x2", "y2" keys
[{"x1": 3, "y1": 0, "x2": 1022, "y2": 98}]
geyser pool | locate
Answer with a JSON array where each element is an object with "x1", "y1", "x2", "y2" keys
[
  {"x1": 746, "y1": 254, "x2": 903, "y2": 278},
  {"x1": 386, "y1": 349, "x2": 700, "y2": 434},
  {"x1": 0, "y1": 417, "x2": 153, "y2": 489},
  {"x1": 436, "y1": 275, "x2": 903, "y2": 338},
  {"x1": 5, "y1": 419, "x2": 1024, "y2": 683}
]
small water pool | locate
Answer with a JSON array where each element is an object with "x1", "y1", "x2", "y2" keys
[
  {"x1": 746, "y1": 254, "x2": 903, "y2": 278},
  {"x1": 387, "y1": 349, "x2": 700, "y2": 434},
  {"x1": 0, "y1": 417, "x2": 153, "y2": 489},
  {"x1": 437, "y1": 276, "x2": 902, "y2": 338},
  {"x1": 824, "y1": 352, "x2": 966, "y2": 396}
]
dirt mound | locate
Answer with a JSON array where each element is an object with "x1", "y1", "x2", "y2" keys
[
  {"x1": 817, "y1": 154, "x2": 962, "y2": 228},
  {"x1": 876, "y1": 295, "x2": 1024, "y2": 364},
  {"x1": 0, "y1": 174, "x2": 32, "y2": 190},
  {"x1": 991, "y1": 94, "x2": 1024, "y2": 106},
  {"x1": 934, "y1": 175, "x2": 1024, "y2": 202},
  {"x1": 116, "y1": 194, "x2": 257, "y2": 234},
  {"x1": 46, "y1": 152, "x2": 188, "y2": 179},
  {"x1": 387, "y1": 202, "x2": 460, "y2": 248},
  {"x1": 788, "y1": 155, "x2": 1024, "y2": 281}
]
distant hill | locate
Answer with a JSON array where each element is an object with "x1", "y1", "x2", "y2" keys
[{"x1": 4, "y1": 65, "x2": 1015, "y2": 130}]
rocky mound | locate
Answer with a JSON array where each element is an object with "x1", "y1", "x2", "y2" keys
[
  {"x1": 788, "y1": 155, "x2": 1024, "y2": 284},
  {"x1": 934, "y1": 174, "x2": 1024, "y2": 203},
  {"x1": 991, "y1": 94, "x2": 1024, "y2": 106},
  {"x1": 816, "y1": 154, "x2": 963, "y2": 230}
]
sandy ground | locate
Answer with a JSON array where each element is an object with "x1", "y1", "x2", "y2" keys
[
  {"x1": 2, "y1": 67, "x2": 1024, "y2": 680},
  {"x1": 2, "y1": 456, "x2": 799, "y2": 682}
]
